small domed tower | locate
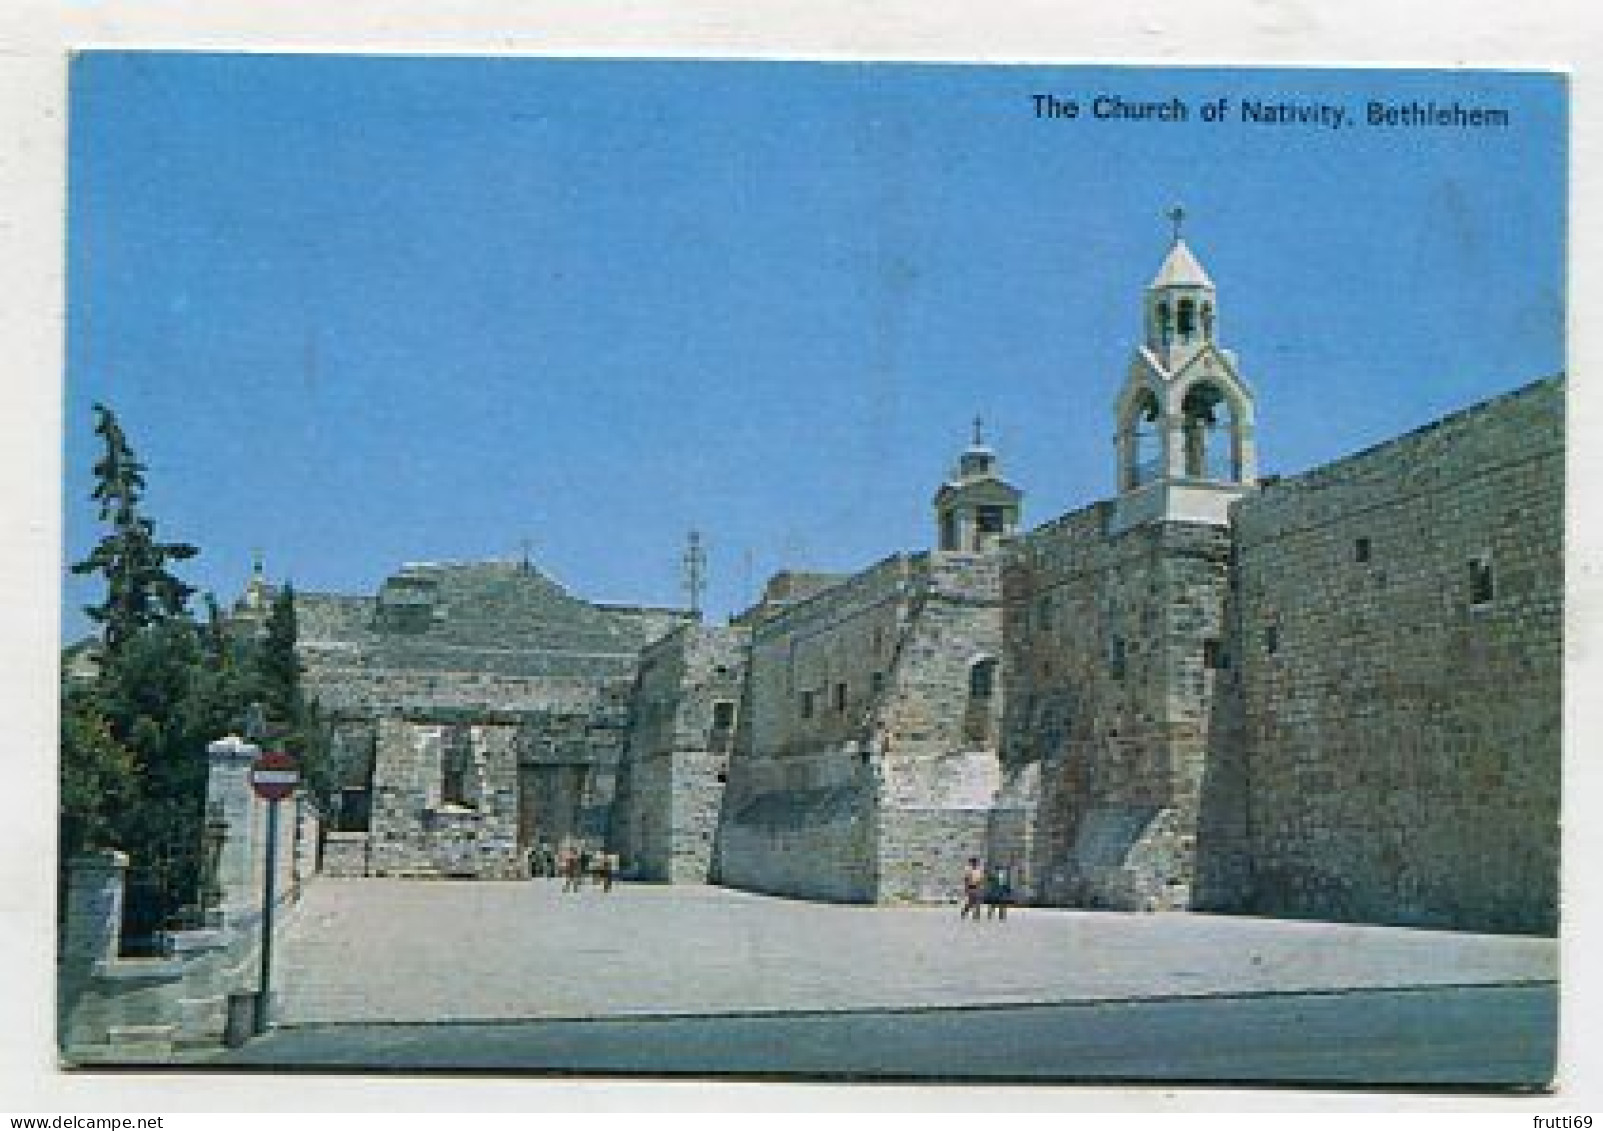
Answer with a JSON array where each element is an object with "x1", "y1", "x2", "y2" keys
[
  {"x1": 934, "y1": 417, "x2": 1023, "y2": 552},
  {"x1": 1113, "y1": 207, "x2": 1257, "y2": 532}
]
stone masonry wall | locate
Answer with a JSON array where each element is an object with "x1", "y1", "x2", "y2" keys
[
  {"x1": 718, "y1": 551, "x2": 1006, "y2": 904},
  {"x1": 715, "y1": 555, "x2": 916, "y2": 901},
  {"x1": 613, "y1": 624, "x2": 748, "y2": 882},
  {"x1": 1003, "y1": 504, "x2": 1233, "y2": 910},
  {"x1": 1219, "y1": 376, "x2": 1562, "y2": 934},
  {"x1": 872, "y1": 552, "x2": 1005, "y2": 903},
  {"x1": 367, "y1": 718, "x2": 523, "y2": 878}
]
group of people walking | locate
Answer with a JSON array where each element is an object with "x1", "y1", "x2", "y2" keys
[
  {"x1": 526, "y1": 841, "x2": 619, "y2": 893},
  {"x1": 960, "y1": 856, "x2": 1016, "y2": 921}
]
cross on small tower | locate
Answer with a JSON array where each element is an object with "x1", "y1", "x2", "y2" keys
[
  {"x1": 1167, "y1": 203, "x2": 1186, "y2": 244},
  {"x1": 972, "y1": 415, "x2": 985, "y2": 446},
  {"x1": 250, "y1": 548, "x2": 265, "y2": 578},
  {"x1": 681, "y1": 529, "x2": 707, "y2": 621},
  {"x1": 518, "y1": 537, "x2": 535, "y2": 573}
]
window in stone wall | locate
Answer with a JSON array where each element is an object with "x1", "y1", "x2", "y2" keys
[
  {"x1": 1355, "y1": 537, "x2": 1372, "y2": 564},
  {"x1": 1037, "y1": 594, "x2": 1053, "y2": 630},
  {"x1": 1204, "y1": 638, "x2": 1227, "y2": 670},
  {"x1": 1108, "y1": 637, "x2": 1127, "y2": 680},
  {"x1": 1264, "y1": 624, "x2": 1280, "y2": 655},
  {"x1": 1469, "y1": 553, "x2": 1496, "y2": 607},
  {"x1": 801, "y1": 690, "x2": 815, "y2": 719},
  {"x1": 711, "y1": 700, "x2": 735, "y2": 731},
  {"x1": 441, "y1": 739, "x2": 471, "y2": 809},
  {"x1": 871, "y1": 670, "x2": 885, "y2": 697},
  {"x1": 834, "y1": 681, "x2": 849, "y2": 713},
  {"x1": 965, "y1": 657, "x2": 1000, "y2": 745}
]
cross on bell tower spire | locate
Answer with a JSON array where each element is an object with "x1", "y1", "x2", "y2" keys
[
  {"x1": 972, "y1": 414, "x2": 985, "y2": 447},
  {"x1": 1167, "y1": 203, "x2": 1186, "y2": 245}
]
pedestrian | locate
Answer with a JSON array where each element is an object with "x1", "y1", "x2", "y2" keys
[
  {"x1": 524, "y1": 843, "x2": 538, "y2": 880},
  {"x1": 597, "y1": 851, "x2": 615, "y2": 892},
  {"x1": 960, "y1": 856, "x2": 985, "y2": 920},
  {"x1": 561, "y1": 846, "x2": 582, "y2": 892},
  {"x1": 985, "y1": 860, "x2": 1014, "y2": 921}
]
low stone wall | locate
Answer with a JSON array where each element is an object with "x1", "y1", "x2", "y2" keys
[
  {"x1": 59, "y1": 736, "x2": 318, "y2": 1062},
  {"x1": 320, "y1": 831, "x2": 371, "y2": 877}
]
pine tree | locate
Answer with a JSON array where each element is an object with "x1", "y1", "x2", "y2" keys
[
  {"x1": 255, "y1": 582, "x2": 335, "y2": 808},
  {"x1": 70, "y1": 404, "x2": 197, "y2": 653}
]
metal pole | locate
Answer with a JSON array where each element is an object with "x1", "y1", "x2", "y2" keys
[{"x1": 255, "y1": 795, "x2": 280, "y2": 1035}]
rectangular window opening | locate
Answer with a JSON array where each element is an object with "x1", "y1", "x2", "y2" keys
[
  {"x1": 1109, "y1": 637, "x2": 1127, "y2": 680},
  {"x1": 1470, "y1": 554, "x2": 1496, "y2": 607},
  {"x1": 1355, "y1": 537, "x2": 1371, "y2": 564}
]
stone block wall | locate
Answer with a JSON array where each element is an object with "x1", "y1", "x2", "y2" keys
[
  {"x1": 1002, "y1": 505, "x2": 1233, "y2": 909},
  {"x1": 60, "y1": 737, "x2": 316, "y2": 1062},
  {"x1": 716, "y1": 556, "x2": 918, "y2": 900},
  {"x1": 873, "y1": 552, "x2": 1005, "y2": 903},
  {"x1": 718, "y1": 550, "x2": 1007, "y2": 904},
  {"x1": 367, "y1": 718, "x2": 523, "y2": 878},
  {"x1": 613, "y1": 624, "x2": 748, "y2": 882},
  {"x1": 1218, "y1": 376, "x2": 1562, "y2": 933}
]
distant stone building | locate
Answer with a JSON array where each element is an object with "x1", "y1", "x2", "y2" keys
[
  {"x1": 245, "y1": 222, "x2": 1561, "y2": 935},
  {"x1": 234, "y1": 560, "x2": 690, "y2": 878}
]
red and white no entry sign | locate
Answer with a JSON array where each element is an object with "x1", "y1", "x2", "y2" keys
[{"x1": 250, "y1": 750, "x2": 300, "y2": 802}]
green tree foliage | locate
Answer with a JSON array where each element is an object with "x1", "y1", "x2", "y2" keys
[
  {"x1": 253, "y1": 582, "x2": 335, "y2": 808},
  {"x1": 64, "y1": 403, "x2": 333, "y2": 937},
  {"x1": 70, "y1": 404, "x2": 197, "y2": 653}
]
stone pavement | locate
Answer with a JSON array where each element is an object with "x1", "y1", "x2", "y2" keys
[{"x1": 273, "y1": 879, "x2": 1557, "y2": 1025}]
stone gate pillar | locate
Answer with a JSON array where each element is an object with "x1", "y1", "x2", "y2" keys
[
  {"x1": 205, "y1": 734, "x2": 261, "y2": 930},
  {"x1": 62, "y1": 849, "x2": 128, "y2": 967}
]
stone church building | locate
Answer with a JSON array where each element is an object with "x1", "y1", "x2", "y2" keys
[{"x1": 242, "y1": 226, "x2": 1562, "y2": 935}]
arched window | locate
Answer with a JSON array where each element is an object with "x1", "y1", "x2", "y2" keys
[
  {"x1": 969, "y1": 657, "x2": 997, "y2": 700},
  {"x1": 964, "y1": 657, "x2": 999, "y2": 745},
  {"x1": 1120, "y1": 387, "x2": 1163, "y2": 490},
  {"x1": 1155, "y1": 300, "x2": 1172, "y2": 344},
  {"x1": 1176, "y1": 298, "x2": 1197, "y2": 342},
  {"x1": 1179, "y1": 381, "x2": 1237, "y2": 483}
]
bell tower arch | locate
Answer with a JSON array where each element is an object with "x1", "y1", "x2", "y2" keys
[{"x1": 1112, "y1": 207, "x2": 1257, "y2": 532}]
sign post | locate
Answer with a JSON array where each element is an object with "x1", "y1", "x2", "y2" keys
[{"x1": 249, "y1": 750, "x2": 299, "y2": 1036}]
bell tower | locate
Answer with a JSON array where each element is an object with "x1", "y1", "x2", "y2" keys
[
  {"x1": 1112, "y1": 207, "x2": 1257, "y2": 532},
  {"x1": 934, "y1": 417, "x2": 1023, "y2": 552}
]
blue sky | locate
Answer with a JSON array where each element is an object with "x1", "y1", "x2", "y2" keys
[{"x1": 63, "y1": 56, "x2": 1566, "y2": 634}]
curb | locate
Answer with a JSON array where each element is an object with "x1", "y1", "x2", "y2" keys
[{"x1": 274, "y1": 978, "x2": 1558, "y2": 1030}]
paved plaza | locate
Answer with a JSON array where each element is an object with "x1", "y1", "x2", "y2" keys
[{"x1": 274, "y1": 878, "x2": 1557, "y2": 1025}]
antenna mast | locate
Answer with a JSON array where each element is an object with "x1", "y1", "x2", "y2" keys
[{"x1": 682, "y1": 529, "x2": 707, "y2": 621}]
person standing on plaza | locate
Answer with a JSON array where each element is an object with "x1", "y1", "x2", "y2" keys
[
  {"x1": 960, "y1": 856, "x2": 985, "y2": 920},
  {"x1": 985, "y1": 859, "x2": 1014, "y2": 921}
]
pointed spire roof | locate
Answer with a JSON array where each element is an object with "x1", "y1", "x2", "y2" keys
[{"x1": 1150, "y1": 238, "x2": 1214, "y2": 289}]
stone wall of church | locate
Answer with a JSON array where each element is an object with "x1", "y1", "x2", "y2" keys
[
  {"x1": 1002, "y1": 504, "x2": 1233, "y2": 910},
  {"x1": 612, "y1": 624, "x2": 748, "y2": 882},
  {"x1": 714, "y1": 555, "x2": 914, "y2": 902},
  {"x1": 366, "y1": 718, "x2": 524, "y2": 878},
  {"x1": 716, "y1": 551, "x2": 1006, "y2": 903},
  {"x1": 872, "y1": 552, "x2": 1006, "y2": 903},
  {"x1": 1216, "y1": 376, "x2": 1562, "y2": 934}
]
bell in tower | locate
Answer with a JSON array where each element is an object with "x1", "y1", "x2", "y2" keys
[
  {"x1": 934, "y1": 417, "x2": 1024, "y2": 552},
  {"x1": 1112, "y1": 207, "x2": 1257, "y2": 532}
]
